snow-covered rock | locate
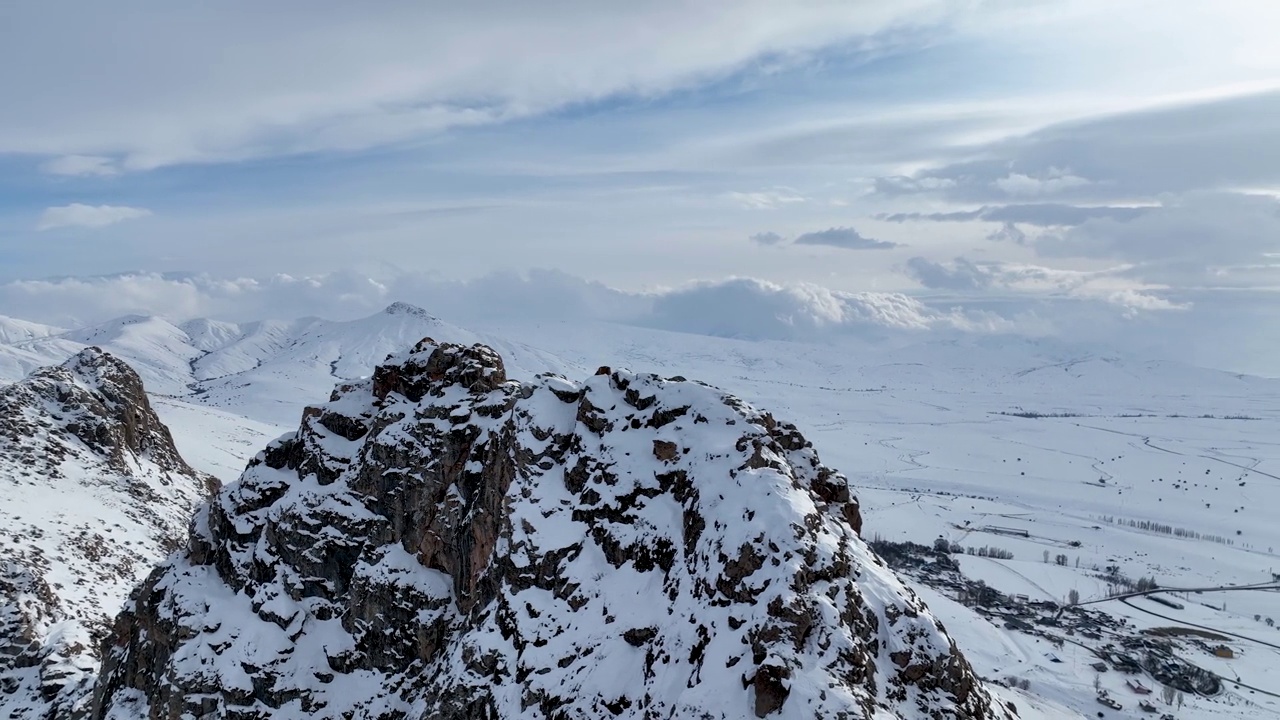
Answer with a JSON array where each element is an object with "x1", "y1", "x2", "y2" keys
[
  {"x1": 0, "y1": 348, "x2": 218, "y2": 719},
  {"x1": 89, "y1": 340, "x2": 1016, "y2": 720}
]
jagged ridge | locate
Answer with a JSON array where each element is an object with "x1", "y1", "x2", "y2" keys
[
  {"x1": 89, "y1": 340, "x2": 1016, "y2": 720},
  {"x1": 0, "y1": 348, "x2": 218, "y2": 720}
]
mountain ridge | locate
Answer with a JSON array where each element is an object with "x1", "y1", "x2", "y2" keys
[
  {"x1": 0, "y1": 348, "x2": 217, "y2": 720},
  {"x1": 88, "y1": 339, "x2": 1018, "y2": 720},
  {"x1": 0, "y1": 304, "x2": 580, "y2": 426}
]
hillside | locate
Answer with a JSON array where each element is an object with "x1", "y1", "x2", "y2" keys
[
  {"x1": 3, "y1": 307, "x2": 1277, "y2": 719},
  {"x1": 0, "y1": 349, "x2": 218, "y2": 719}
]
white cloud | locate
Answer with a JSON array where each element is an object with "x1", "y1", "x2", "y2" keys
[
  {"x1": 875, "y1": 176, "x2": 957, "y2": 193},
  {"x1": 36, "y1": 204, "x2": 152, "y2": 231},
  {"x1": 0, "y1": 270, "x2": 640, "y2": 329},
  {"x1": 724, "y1": 190, "x2": 807, "y2": 209},
  {"x1": 1, "y1": 269, "x2": 1273, "y2": 374},
  {"x1": 1102, "y1": 288, "x2": 1189, "y2": 315},
  {"x1": 38, "y1": 155, "x2": 119, "y2": 177},
  {"x1": 901, "y1": 255, "x2": 1185, "y2": 315},
  {"x1": 0, "y1": 270, "x2": 1065, "y2": 342},
  {"x1": 994, "y1": 168, "x2": 1091, "y2": 196},
  {"x1": 0, "y1": 2, "x2": 956, "y2": 169}
]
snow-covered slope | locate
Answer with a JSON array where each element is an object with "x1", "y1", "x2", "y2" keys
[
  {"x1": 0, "y1": 349, "x2": 218, "y2": 719},
  {"x1": 0, "y1": 316, "x2": 64, "y2": 345},
  {"x1": 88, "y1": 341, "x2": 1023, "y2": 720},
  {"x1": 186, "y1": 302, "x2": 577, "y2": 426},
  {"x1": 472, "y1": 320, "x2": 1280, "y2": 720},
  {"x1": 0, "y1": 303, "x2": 577, "y2": 427},
  {"x1": 4, "y1": 306, "x2": 1277, "y2": 719}
]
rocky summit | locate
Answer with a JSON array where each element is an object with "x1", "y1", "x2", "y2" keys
[
  {"x1": 89, "y1": 339, "x2": 1016, "y2": 720},
  {"x1": 0, "y1": 348, "x2": 219, "y2": 720}
]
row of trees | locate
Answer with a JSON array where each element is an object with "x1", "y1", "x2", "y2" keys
[
  {"x1": 933, "y1": 537, "x2": 1015, "y2": 559},
  {"x1": 1042, "y1": 550, "x2": 1074, "y2": 566},
  {"x1": 1097, "y1": 515, "x2": 1235, "y2": 546}
]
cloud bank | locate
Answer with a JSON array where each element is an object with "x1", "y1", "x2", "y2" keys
[
  {"x1": 0, "y1": 2, "x2": 955, "y2": 169},
  {"x1": 2, "y1": 268, "x2": 1270, "y2": 377},
  {"x1": 38, "y1": 155, "x2": 119, "y2": 177}
]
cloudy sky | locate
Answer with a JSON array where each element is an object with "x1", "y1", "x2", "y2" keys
[{"x1": 1, "y1": 1, "x2": 1278, "y2": 373}]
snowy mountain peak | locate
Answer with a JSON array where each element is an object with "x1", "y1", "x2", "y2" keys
[
  {"x1": 4, "y1": 347, "x2": 197, "y2": 477},
  {"x1": 382, "y1": 301, "x2": 441, "y2": 322},
  {"x1": 0, "y1": 350, "x2": 218, "y2": 719},
  {"x1": 89, "y1": 340, "x2": 1013, "y2": 720},
  {"x1": 0, "y1": 315, "x2": 65, "y2": 345}
]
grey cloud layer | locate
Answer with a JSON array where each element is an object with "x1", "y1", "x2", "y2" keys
[
  {"x1": 877, "y1": 90, "x2": 1280, "y2": 291},
  {"x1": 793, "y1": 227, "x2": 899, "y2": 250},
  {"x1": 879, "y1": 203, "x2": 1151, "y2": 227},
  {"x1": 750, "y1": 227, "x2": 899, "y2": 250},
  {"x1": 877, "y1": 90, "x2": 1280, "y2": 203},
  {"x1": 1038, "y1": 192, "x2": 1280, "y2": 286},
  {"x1": 0, "y1": 1, "x2": 951, "y2": 168}
]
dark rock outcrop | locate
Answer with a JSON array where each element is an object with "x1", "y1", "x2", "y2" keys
[
  {"x1": 0, "y1": 348, "x2": 218, "y2": 720},
  {"x1": 88, "y1": 340, "x2": 1016, "y2": 720},
  {"x1": 0, "y1": 347, "x2": 204, "y2": 480}
]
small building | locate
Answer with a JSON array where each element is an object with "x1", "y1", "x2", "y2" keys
[
  {"x1": 1112, "y1": 655, "x2": 1142, "y2": 674},
  {"x1": 1213, "y1": 645, "x2": 1234, "y2": 659},
  {"x1": 1091, "y1": 662, "x2": 1109, "y2": 672}
]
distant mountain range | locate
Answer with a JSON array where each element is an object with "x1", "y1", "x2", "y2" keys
[{"x1": 1, "y1": 303, "x2": 576, "y2": 427}]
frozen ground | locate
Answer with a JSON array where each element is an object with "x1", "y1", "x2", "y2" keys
[{"x1": 3, "y1": 307, "x2": 1278, "y2": 719}]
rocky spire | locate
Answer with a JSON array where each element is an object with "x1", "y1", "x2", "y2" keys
[{"x1": 89, "y1": 339, "x2": 1017, "y2": 720}]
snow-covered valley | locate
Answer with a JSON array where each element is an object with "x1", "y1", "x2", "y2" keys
[{"x1": 1, "y1": 305, "x2": 1277, "y2": 720}]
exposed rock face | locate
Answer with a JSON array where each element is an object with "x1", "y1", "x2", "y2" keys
[
  {"x1": 0, "y1": 347, "x2": 198, "y2": 479},
  {"x1": 0, "y1": 348, "x2": 218, "y2": 719},
  {"x1": 89, "y1": 339, "x2": 1015, "y2": 720}
]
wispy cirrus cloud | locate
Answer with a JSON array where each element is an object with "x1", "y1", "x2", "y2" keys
[
  {"x1": 878, "y1": 203, "x2": 1152, "y2": 227},
  {"x1": 37, "y1": 203, "x2": 151, "y2": 231},
  {"x1": 724, "y1": 190, "x2": 807, "y2": 209},
  {"x1": 38, "y1": 155, "x2": 119, "y2": 177}
]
